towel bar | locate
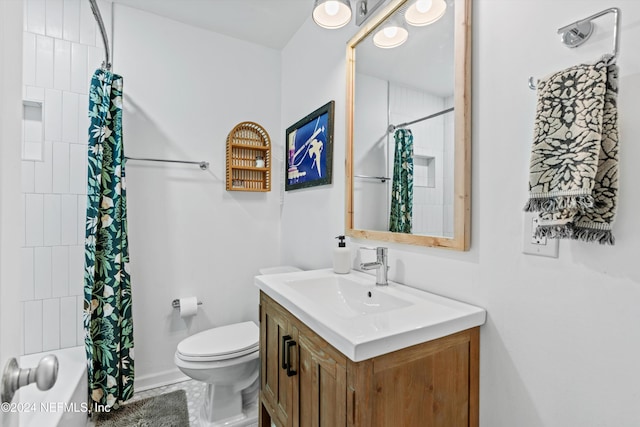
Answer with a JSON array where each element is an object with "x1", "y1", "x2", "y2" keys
[
  {"x1": 126, "y1": 156, "x2": 209, "y2": 170},
  {"x1": 528, "y1": 7, "x2": 620, "y2": 90}
]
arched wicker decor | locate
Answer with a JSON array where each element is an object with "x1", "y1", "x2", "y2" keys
[{"x1": 225, "y1": 121, "x2": 271, "y2": 192}]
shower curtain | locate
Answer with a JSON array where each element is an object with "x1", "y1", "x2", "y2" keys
[
  {"x1": 84, "y1": 68, "x2": 134, "y2": 410},
  {"x1": 389, "y1": 128, "x2": 414, "y2": 233}
]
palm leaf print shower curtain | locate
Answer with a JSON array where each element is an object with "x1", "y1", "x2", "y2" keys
[
  {"x1": 84, "y1": 69, "x2": 134, "y2": 410},
  {"x1": 389, "y1": 128, "x2": 414, "y2": 233}
]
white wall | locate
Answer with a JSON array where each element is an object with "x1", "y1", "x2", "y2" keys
[
  {"x1": 112, "y1": 4, "x2": 283, "y2": 388},
  {"x1": 280, "y1": 20, "x2": 352, "y2": 269},
  {"x1": 281, "y1": 1, "x2": 640, "y2": 425},
  {"x1": 1, "y1": 1, "x2": 25, "y2": 412},
  {"x1": 20, "y1": 0, "x2": 111, "y2": 355}
]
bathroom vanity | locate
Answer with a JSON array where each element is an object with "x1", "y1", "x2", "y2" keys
[{"x1": 256, "y1": 269, "x2": 485, "y2": 427}]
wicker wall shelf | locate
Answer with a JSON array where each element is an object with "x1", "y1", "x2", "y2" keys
[{"x1": 226, "y1": 122, "x2": 271, "y2": 192}]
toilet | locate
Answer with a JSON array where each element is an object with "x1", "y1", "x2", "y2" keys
[
  {"x1": 175, "y1": 321, "x2": 260, "y2": 426},
  {"x1": 175, "y1": 266, "x2": 301, "y2": 426}
]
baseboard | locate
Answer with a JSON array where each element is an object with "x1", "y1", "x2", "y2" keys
[{"x1": 134, "y1": 368, "x2": 190, "y2": 392}]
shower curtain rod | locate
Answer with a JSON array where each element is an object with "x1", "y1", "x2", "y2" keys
[
  {"x1": 388, "y1": 107, "x2": 455, "y2": 133},
  {"x1": 88, "y1": 0, "x2": 111, "y2": 70},
  {"x1": 125, "y1": 156, "x2": 210, "y2": 171}
]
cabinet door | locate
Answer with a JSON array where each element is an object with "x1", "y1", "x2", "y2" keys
[
  {"x1": 358, "y1": 331, "x2": 475, "y2": 427},
  {"x1": 293, "y1": 325, "x2": 347, "y2": 427},
  {"x1": 261, "y1": 297, "x2": 295, "y2": 427}
]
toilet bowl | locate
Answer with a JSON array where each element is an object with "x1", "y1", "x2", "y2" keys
[
  {"x1": 175, "y1": 321, "x2": 260, "y2": 427},
  {"x1": 175, "y1": 267, "x2": 301, "y2": 426}
]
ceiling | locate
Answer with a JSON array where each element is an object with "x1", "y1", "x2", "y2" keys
[
  {"x1": 109, "y1": 0, "x2": 453, "y2": 97},
  {"x1": 111, "y1": 0, "x2": 313, "y2": 50}
]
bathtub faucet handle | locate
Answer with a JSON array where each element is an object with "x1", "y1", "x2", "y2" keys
[{"x1": 1, "y1": 354, "x2": 59, "y2": 403}]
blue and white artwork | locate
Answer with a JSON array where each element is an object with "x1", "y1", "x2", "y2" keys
[{"x1": 285, "y1": 101, "x2": 334, "y2": 190}]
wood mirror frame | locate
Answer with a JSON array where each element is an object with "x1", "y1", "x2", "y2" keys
[{"x1": 345, "y1": 0, "x2": 471, "y2": 250}]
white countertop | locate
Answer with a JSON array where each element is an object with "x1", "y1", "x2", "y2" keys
[{"x1": 255, "y1": 268, "x2": 486, "y2": 362}]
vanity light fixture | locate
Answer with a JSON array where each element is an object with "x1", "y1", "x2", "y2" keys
[
  {"x1": 404, "y1": 0, "x2": 447, "y2": 26},
  {"x1": 313, "y1": 0, "x2": 386, "y2": 29},
  {"x1": 312, "y1": 0, "x2": 352, "y2": 29},
  {"x1": 373, "y1": 20, "x2": 408, "y2": 48}
]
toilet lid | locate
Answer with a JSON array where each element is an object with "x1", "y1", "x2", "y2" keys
[{"x1": 177, "y1": 321, "x2": 259, "y2": 359}]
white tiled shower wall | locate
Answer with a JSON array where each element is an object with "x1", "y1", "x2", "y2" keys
[
  {"x1": 21, "y1": 0, "x2": 111, "y2": 355},
  {"x1": 389, "y1": 83, "x2": 452, "y2": 236}
]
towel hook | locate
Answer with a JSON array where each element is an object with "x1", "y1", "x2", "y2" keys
[{"x1": 528, "y1": 7, "x2": 621, "y2": 90}]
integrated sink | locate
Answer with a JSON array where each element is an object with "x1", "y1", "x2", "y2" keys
[
  {"x1": 282, "y1": 275, "x2": 411, "y2": 318},
  {"x1": 256, "y1": 268, "x2": 486, "y2": 361}
]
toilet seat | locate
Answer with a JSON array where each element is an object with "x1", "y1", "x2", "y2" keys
[{"x1": 176, "y1": 321, "x2": 259, "y2": 362}]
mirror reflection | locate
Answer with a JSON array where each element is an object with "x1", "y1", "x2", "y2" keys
[
  {"x1": 353, "y1": 1, "x2": 454, "y2": 237},
  {"x1": 346, "y1": 0, "x2": 470, "y2": 250}
]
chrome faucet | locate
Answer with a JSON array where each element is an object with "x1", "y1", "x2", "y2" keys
[{"x1": 359, "y1": 247, "x2": 389, "y2": 286}]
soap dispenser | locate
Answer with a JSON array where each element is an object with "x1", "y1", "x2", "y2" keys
[{"x1": 333, "y1": 235, "x2": 351, "y2": 274}]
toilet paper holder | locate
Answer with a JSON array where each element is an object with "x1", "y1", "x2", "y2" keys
[{"x1": 172, "y1": 299, "x2": 203, "y2": 309}]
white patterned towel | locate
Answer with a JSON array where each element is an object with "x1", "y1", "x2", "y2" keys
[{"x1": 524, "y1": 60, "x2": 619, "y2": 245}]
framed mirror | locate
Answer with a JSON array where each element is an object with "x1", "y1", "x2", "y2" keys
[{"x1": 345, "y1": 0, "x2": 471, "y2": 250}]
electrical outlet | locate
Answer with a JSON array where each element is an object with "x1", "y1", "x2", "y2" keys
[
  {"x1": 522, "y1": 212, "x2": 559, "y2": 258},
  {"x1": 530, "y1": 215, "x2": 547, "y2": 245}
]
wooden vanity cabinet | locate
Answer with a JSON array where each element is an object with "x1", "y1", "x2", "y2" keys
[
  {"x1": 259, "y1": 292, "x2": 480, "y2": 427},
  {"x1": 260, "y1": 293, "x2": 296, "y2": 426}
]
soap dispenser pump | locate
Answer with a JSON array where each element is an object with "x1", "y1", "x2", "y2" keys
[{"x1": 333, "y1": 235, "x2": 351, "y2": 274}]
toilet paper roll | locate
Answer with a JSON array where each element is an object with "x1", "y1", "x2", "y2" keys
[{"x1": 179, "y1": 297, "x2": 198, "y2": 318}]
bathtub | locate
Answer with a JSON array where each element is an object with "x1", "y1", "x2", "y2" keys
[{"x1": 18, "y1": 346, "x2": 89, "y2": 427}]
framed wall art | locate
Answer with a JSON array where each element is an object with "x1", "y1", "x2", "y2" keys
[{"x1": 285, "y1": 101, "x2": 334, "y2": 191}]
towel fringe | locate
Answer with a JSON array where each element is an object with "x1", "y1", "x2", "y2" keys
[
  {"x1": 535, "y1": 224, "x2": 615, "y2": 245},
  {"x1": 535, "y1": 224, "x2": 574, "y2": 240},
  {"x1": 574, "y1": 227, "x2": 615, "y2": 245},
  {"x1": 523, "y1": 195, "x2": 594, "y2": 213}
]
